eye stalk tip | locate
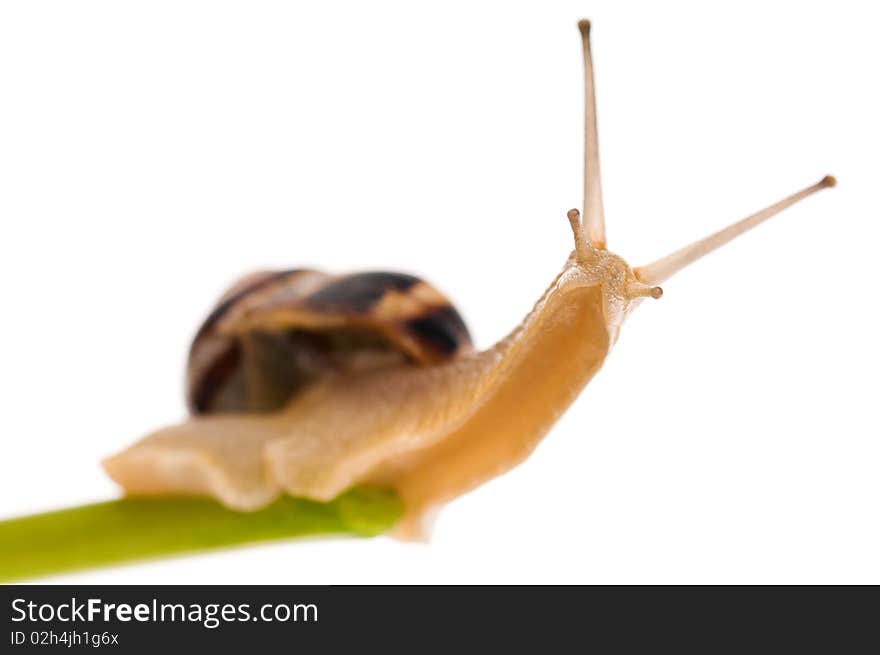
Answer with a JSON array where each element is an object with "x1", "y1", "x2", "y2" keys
[
  {"x1": 650, "y1": 286, "x2": 663, "y2": 299},
  {"x1": 567, "y1": 208, "x2": 581, "y2": 221},
  {"x1": 577, "y1": 19, "x2": 591, "y2": 36},
  {"x1": 821, "y1": 175, "x2": 837, "y2": 189}
]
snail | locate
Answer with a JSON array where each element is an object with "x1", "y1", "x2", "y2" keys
[{"x1": 103, "y1": 20, "x2": 835, "y2": 539}]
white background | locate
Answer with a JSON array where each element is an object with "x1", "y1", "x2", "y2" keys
[{"x1": 1, "y1": 0, "x2": 877, "y2": 584}]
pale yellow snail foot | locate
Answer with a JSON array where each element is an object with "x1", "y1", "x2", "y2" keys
[{"x1": 102, "y1": 414, "x2": 286, "y2": 512}]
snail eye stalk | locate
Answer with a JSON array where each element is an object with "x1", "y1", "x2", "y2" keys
[
  {"x1": 578, "y1": 20, "x2": 607, "y2": 251},
  {"x1": 634, "y1": 176, "x2": 836, "y2": 285}
]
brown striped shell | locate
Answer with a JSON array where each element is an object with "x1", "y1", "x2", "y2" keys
[{"x1": 187, "y1": 269, "x2": 474, "y2": 415}]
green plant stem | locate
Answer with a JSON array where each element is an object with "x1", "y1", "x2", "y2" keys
[{"x1": 0, "y1": 488, "x2": 402, "y2": 582}]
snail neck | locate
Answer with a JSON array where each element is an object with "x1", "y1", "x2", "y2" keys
[
  {"x1": 389, "y1": 259, "x2": 621, "y2": 538},
  {"x1": 473, "y1": 259, "x2": 618, "y2": 421}
]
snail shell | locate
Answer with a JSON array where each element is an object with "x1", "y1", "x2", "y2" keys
[{"x1": 187, "y1": 269, "x2": 474, "y2": 414}]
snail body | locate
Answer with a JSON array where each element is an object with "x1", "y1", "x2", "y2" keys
[
  {"x1": 105, "y1": 248, "x2": 633, "y2": 538},
  {"x1": 103, "y1": 21, "x2": 835, "y2": 539}
]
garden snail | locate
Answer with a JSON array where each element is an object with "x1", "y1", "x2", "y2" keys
[{"x1": 103, "y1": 20, "x2": 835, "y2": 539}]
